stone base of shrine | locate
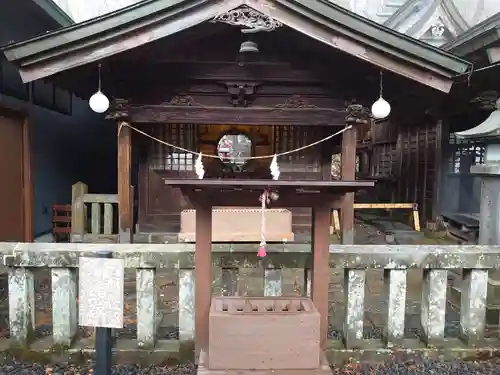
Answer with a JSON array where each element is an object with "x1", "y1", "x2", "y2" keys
[{"x1": 197, "y1": 350, "x2": 333, "y2": 375}]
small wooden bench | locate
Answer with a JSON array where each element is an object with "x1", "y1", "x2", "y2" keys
[{"x1": 52, "y1": 204, "x2": 72, "y2": 242}]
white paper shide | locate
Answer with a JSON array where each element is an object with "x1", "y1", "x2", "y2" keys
[
  {"x1": 195, "y1": 153, "x2": 205, "y2": 179},
  {"x1": 270, "y1": 154, "x2": 280, "y2": 180}
]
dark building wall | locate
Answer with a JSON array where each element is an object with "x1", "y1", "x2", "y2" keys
[
  {"x1": 0, "y1": 0, "x2": 116, "y2": 237},
  {"x1": 438, "y1": 112, "x2": 490, "y2": 217}
]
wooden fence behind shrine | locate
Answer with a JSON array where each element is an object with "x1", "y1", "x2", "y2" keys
[{"x1": 0, "y1": 243, "x2": 498, "y2": 364}]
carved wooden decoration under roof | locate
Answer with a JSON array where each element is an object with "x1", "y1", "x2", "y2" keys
[
  {"x1": 211, "y1": 5, "x2": 283, "y2": 33},
  {"x1": 470, "y1": 91, "x2": 499, "y2": 111},
  {"x1": 345, "y1": 103, "x2": 371, "y2": 124},
  {"x1": 275, "y1": 95, "x2": 316, "y2": 108},
  {"x1": 106, "y1": 98, "x2": 129, "y2": 120},
  {"x1": 167, "y1": 94, "x2": 200, "y2": 106},
  {"x1": 224, "y1": 82, "x2": 261, "y2": 107}
]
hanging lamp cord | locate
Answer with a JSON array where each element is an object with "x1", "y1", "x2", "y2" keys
[
  {"x1": 98, "y1": 63, "x2": 102, "y2": 92},
  {"x1": 379, "y1": 70, "x2": 383, "y2": 98}
]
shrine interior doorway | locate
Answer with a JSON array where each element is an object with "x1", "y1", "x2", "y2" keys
[{"x1": 138, "y1": 122, "x2": 334, "y2": 241}]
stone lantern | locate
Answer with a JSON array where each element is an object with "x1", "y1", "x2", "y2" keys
[{"x1": 455, "y1": 98, "x2": 500, "y2": 245}]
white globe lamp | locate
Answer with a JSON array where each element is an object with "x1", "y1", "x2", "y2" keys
[
  {"x1": 371, "y1": 96, "x2": 391, "y2": 119},
  {"x1": 89, "y1": 90, "x2": 110, "y2": 113}
]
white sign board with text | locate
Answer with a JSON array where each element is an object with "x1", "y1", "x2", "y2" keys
[{"x1": 78, "y1": 256, "x2": 124, "y2": 329}]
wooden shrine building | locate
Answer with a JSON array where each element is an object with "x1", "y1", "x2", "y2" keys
[{"x1": 2, "y1": 0, "x2": 471, "y2": 356}]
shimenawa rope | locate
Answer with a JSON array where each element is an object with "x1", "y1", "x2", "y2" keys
[{"x1": 118, "y1": 122, "x2": 352, "y2": 161}]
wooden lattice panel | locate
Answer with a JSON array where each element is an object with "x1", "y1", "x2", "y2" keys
[
  {"x1": 209, "y1": 297, "x2": 320, "y2": 370},
  {"x1": 273, "y1": 125, "x2": 321, "y2": 176},
  {"x1": 148, "y1": 123, "x2": 197, "y2": 176},
  {"x1": 179, "y1": 208, "x2": 294, "y2": 242}
]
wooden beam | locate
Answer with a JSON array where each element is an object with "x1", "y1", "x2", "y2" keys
[
  {"x1": 195, "y1": 201, "x2": 212, "y2": 355},
  {"x1": 117, "y1": 123, "x2": 133, "y2": 243},
  {"x1": 164, "y1": 178, "x2": 373, "y2": 207},
  {"x1": 340, "y1": 125, "x2": 358, "y2": 245},
  {"x1": 160, "y1": 178, "x2": 374, "y2": 189},
  {"x1": 431, "y1": 119, "x2": 444, "y2": 221},
  {"x1": 120, "y1": 105, "x2": 346, "y2": 126},
  {"x1": 21, "y1": 114, "x2": 33, "y2": 242},
  {"x1": 182, "y1": 189, "x2": 344, "y2": 208},
  {"x1": 113, "y1": 61, "x2": 325, "y2": 84},
  {"x1": 311, "y1": 204, "x2": 331, "y2": 350}
]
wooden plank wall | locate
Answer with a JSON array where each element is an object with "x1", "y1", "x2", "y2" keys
[{"x1": 370, "y1": 120, "x2": 442, "y2": 223}]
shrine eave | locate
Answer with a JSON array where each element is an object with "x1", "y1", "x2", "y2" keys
[
  {"x1": 444, "y1": 13, "x2": 500, "y2": 57},
  {"x1": 455, "y1": 110, "x2": 500, "y2": 139},
  {"x1": 1, "y1": 0, "x2": 471, "y2": 93}
]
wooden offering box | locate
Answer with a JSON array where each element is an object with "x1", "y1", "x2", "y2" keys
[
  {"x1": 209, "y1": 297, "x2": 320, "y2": 370},
  {"x1": 179, "y1": 208, "x2": 294, "y2": 242}
]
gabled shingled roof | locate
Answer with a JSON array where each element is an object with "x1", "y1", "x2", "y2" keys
[
  {"x1": 443, "y1": 12, "x2": 500, "y2": 56},
  {"x1": 385, "y1": 0, "x2": 469, "y2": 35},
  {"x1": 2, "y1": 0, "x2": 471, "y2": 92},
  {"x1": 31, "y1": 0, "x2": 74, "y2": 27}
]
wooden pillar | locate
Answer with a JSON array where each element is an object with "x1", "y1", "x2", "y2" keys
[
  {"x1": 117, "y1": 122, "x2": 133, "y2": 243},
  {"x1": 341, "y1": 104, "x2": 369, "y2": 244},
  {"x1": 360, "y1": 151, "x2": 370, "y2": 176},
  {"x1": 195, "y1": 202, "x2": 212, "y2": 355},
  {"x1": 431, "y1": 119, "x2": 445, "y2": 221},
  {"x1": 340, "y1": 126, "x2": 357, "y2": 245},
  {"x1": 311, "y1": 204, "x2": 331, "y2": 350}
]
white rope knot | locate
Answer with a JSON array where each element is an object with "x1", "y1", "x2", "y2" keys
[{"x1": 195, "y1": 153, "x2": 205, "y2": 179}]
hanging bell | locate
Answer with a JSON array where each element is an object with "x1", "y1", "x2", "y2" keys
[
  {"x1": 237, "y1": 40, "x2": 259, "y2": 66},
  {"x1": 239, "y1": 40, "x2": 259, "y2": 54}
]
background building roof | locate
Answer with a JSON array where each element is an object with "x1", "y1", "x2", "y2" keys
[{"x1": 50, "y1": 0, "x2": 500, "y2": 47}]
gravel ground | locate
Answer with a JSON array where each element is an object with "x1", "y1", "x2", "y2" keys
[{"x1": 1, "y1": 360, "x2": 500, "y2": 374}]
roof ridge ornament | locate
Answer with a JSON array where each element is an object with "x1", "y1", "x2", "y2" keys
[
  {"x1": 211, "y1": 5, "x2": 283, "y2": 33},
  {"x1": 430, "y1": 21, "x2": 446, "y2": 38}
]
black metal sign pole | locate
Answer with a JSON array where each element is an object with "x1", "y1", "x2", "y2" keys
[{"x1": 94, "y1": 250, "x2": 113, "y2": 375}]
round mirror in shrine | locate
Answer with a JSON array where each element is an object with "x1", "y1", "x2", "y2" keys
[{"x1": 217, "y1": 133, "x2": 252, "y2": 167}]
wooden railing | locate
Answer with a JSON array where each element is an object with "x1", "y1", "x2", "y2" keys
[
  {"x1": 71, "y1": 182, "x2": 125, "y2": 243},
  {"x1": 0, "y1": 243, "x2": 499, "y2": 363}
]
